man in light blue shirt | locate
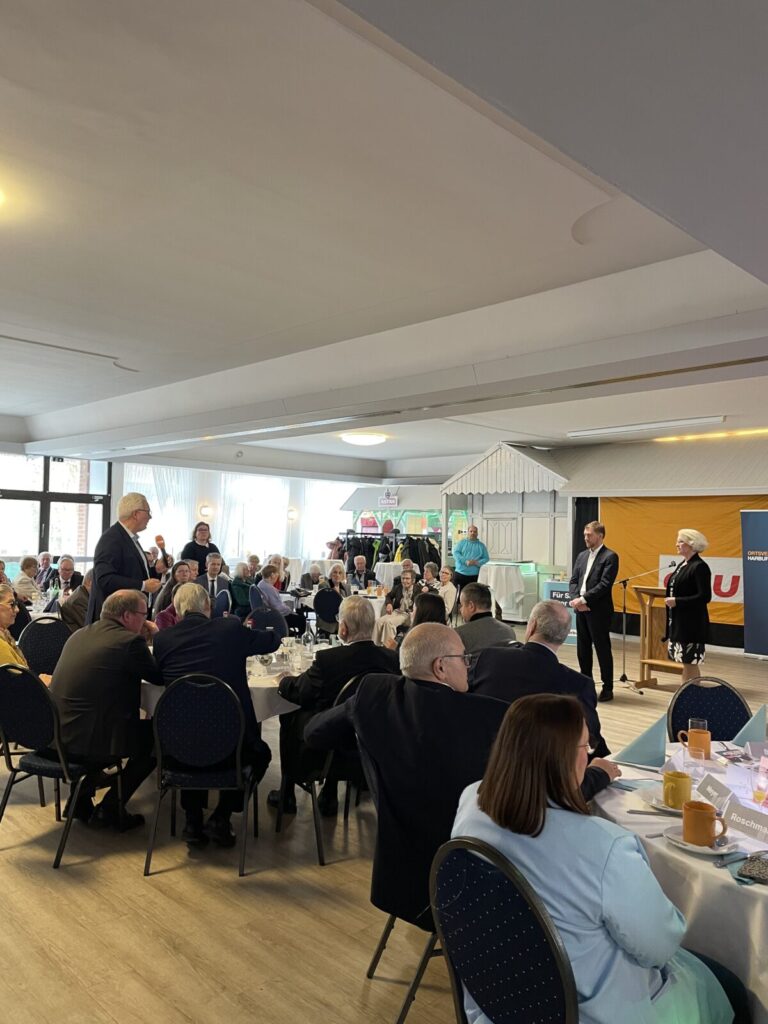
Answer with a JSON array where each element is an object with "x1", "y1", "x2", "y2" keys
[{"x1": 452, "y1": 524, "x2": 490, "y2": 590}]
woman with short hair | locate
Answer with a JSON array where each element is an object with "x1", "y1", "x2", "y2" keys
[
  {"x1": 452, "y1": 694, "x2": 741, "y2": 1024},
  {"x1": 664, "y1": 528, "x2": 712, "y2": 684},
  {"x1": 0, "y1": 584, "x2": 30, "y2": 667},
  {"x1": 12, "y1": 556, "x2": 42, "y2": 605},
  {"x1": 180, "y1": 522, "x2": 220, "y2": 575}
]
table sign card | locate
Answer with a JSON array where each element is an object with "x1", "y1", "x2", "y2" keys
[
  {"x1": 746, "y1": 742, "x2": 768, "y2": 760},
  {"x1": 697, "y1": 773, "x2": 734, "y2": 814},
  {"x1": 723, "y1": 801, "x2": 768, "y2": 845}
]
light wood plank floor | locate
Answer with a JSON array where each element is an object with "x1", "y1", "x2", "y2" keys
[{"x1": 0, "y1": 641, "x2": 763, "y2": 1023}]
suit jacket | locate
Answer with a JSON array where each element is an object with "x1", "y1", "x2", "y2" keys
[
  {"x1": 470, "y1": 642, "x2": 609, "y2": 757},
  {"x1": 59, "y1": 584, "x2": 90, "y2": 633},
  {"x1": 568, "y1": 545, "x2": 619, "y2": 621},
  {"x1": 152, "y1": 613, "x2": 285, "y2": 745},
  {"x1": 305, "y1": 674, "x2": 508, "y2": 928},
  {"x1": 195, "y1": 573, "x2": 232, "y2": 599},
  {"x1": 665, "y1": 554, "x2": 711, "y2": 644},
  {"x1": 48, "y1": 570, "x2": 84, "y2": 593},
  {"x1": 278, "y1": 640, "x2": 399, "y2": 713},
  {"x1": 300, "y1": 573, "x2": 322, "y2": 590},
  {"x1": 347, "y1": 570, "x2": 379, "y2": 589},
  {"x1": 456, "y1": 613, "x2": 517, "y2": 654},
  {"x1": 86, "y1": 521, "x2": 160, "y2": 624},
  {"x1": 50, "y1": 619, "x2": 162, "y2": 759}
]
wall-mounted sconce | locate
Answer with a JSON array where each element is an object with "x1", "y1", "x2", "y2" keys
[
  {"x1": 287, "y1": 507, "x2": 298, "y2": 522},
  {"x1": 199, "y1": 503, "x2": 213, "y2": 518}
]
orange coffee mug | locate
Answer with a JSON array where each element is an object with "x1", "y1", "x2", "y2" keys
[
  {"x1": 677, "y1": 728, "x2": 711, "y2": 760},
  {"x1": 682, "y1": 800, "x2": 727, "y2": 847},
  {"x1": 663, "y1": 771, "x2": 692, "y2": 810}
]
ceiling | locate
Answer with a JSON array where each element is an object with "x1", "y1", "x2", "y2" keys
[{"x1": 2, "y1": 0, "x2": 768, "y2": 483}]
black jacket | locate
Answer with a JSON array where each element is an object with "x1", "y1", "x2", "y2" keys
[
  {"x1": 87, "y1": 522, "x2": 161, "y2": 624},
  {"x1": 665, "y1": 554, "x2": 711, "y2": 645},
  {"x1": 568, "y1": 545, "x2": 619, "y2": 621}
]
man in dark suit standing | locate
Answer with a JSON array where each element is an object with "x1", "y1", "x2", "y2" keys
[
  {"x1": 270, "y1": 595, "x2": 399, "y2": 815},
  {"x1": 305, "y1": 623, "x2": 507, "y2": 931},
  {"x1": 152, "y1": 582, "x2": 285, "y2": 846},
  {"x1": 568, "y1": 520, "x2": 619, "y2": 702},
  {"x1": 471, "y1": 599, "x2": 614, "y2": 763},
  {"x1": 50, "y1": 589, "x2": 162, "y2": 828},
  {"x1": 86, "y1": 492, "x2": 163, "y2": 624}
]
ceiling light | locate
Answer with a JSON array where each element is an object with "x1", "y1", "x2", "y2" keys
[
  {"x1": 340, "y1": 432, "x2": 388, "y2": 447},
  {"x1": 0, "y1": 189, "x2": 6, "y2": 207},
  {"x1": 567, "y1": 416, "x2": 724, "y2": 439},
  {"x1": 655, "y1": 427, "x2": 768, "y2": 443}
]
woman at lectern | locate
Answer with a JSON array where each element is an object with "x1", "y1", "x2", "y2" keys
[{"x1": 664, "y1": 528, "x2": 712, "y2": 683}]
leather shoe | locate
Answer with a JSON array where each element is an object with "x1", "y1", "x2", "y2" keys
[
  {"x1": 63, "y1": 792, "x2": 94, "y2": 823},
  {"x1": 182, "y1": 820, "x2": 208, "y2": 846},
  {"x1": 205, "y1": 816, "x2": 237, "y2": 848},
  {"x1": 91, "y1": 805, "x2": 145, "y2": 831},
  {"x1": 317, "y1": 795, "x2": 338, "y2": 818},
  {"x1": 267, "y1": 789, "x2": 297, "y2": 814},
  {"x1": 598, "y1": 688, "x2": 614, "y2": 703}
]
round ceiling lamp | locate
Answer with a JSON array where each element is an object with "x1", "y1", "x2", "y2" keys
[{"x1": 340, "y1": 431, "x2": 387, "y2": 447}]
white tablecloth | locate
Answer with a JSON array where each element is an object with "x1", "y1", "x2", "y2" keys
[
  {"x1": 374, "y1": 563, "x2": 420, "y2": 591},
  {"x1": 478, "y1": 563, "x2": 525, "y2": 616},
  {"x1": 594, "y1": 759, "x2": 768, "y2": 1022}
]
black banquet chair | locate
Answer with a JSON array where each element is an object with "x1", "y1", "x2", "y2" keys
[
  {"x1": 312, "y1": 589, "x2": 342, "y2": 638},
  {"x1": 18, "y1": 615, "x2": 72, "y2": 676},
  {"x1": 667, "y1": 676, "x2": 752, "y2": 742},
  {"x1": 144, "y1": 674, "x2": 259, "y2": 878},
  {"x1": 0, "y1": 664, "x2": 124, "y2": 869},
  {"x1": 430, "y1": 838, "x2": 579, "y2": 1024}
]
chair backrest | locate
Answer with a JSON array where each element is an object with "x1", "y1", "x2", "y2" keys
[
  {"x1": 18, "y1": 616, "x2": 72, "y2": 676},
  {"x1": 0, "y1": 664, "x2": 61, "y2": 766},
  {"x1": 245, "y1": 608, "x2": 284, "y2": 633},
  {"x1": 667, "y1": 676, "x2": 752, "y2": 741},
  {"x1": 313, "y1": 589, "x2": 343, "y2": 623},
  {"x1": 213, "y1": 589, "x2": 232, "y2": 617},
  {"x1": 249, "y1": 584, "x2": 265, "y2": 611},
  {"x1": 153, "y1": 673, "x2": 245, "y2": 771},
  {"x1": 431, "y1": 838, "x2": 579, "y2": 1024}
]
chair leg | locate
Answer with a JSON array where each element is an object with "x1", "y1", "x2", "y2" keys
[
  {"x1": 0, "y1": 769, "x2": 18, "y2": 824},
  {"x1": 275, "y1": 774, "x2": 288, "y2": 834},
  {"x1": 170, "y1": 789, "x2": 177, "y2": 837},
  {"x1": 252, "y1": 784, "x2": 259, "y2": 839},
  {"x1": 239, "y1": 788, "x2": 250, "y2": 878},
  {"x1": 343, "y1": 782, "x2": 352, "y2": 822},
  {"x1": 394, "y1": 933, "x2": 438, "y2": 1024},
  {"x1": 53, "y1": 778, "x2": 61, "y2": 821},
  {"x1": 53, "y1": 776, "x2": 86, "y2": 869},
  {"x1": 367, "y1": 914, "x2": 396, "y2": 978},
  {"x1": 143, "y1": 789, "x2": 166, "y2": 877},
  {"x1": 38, "y1": 776, "x2": 47, "y2": 809},
  {"x1": 116, "y1": 770, "x2": 125, "y2": 832},
  {"x1": 309, "y1": 780, "x2": 325, "y2": 866}
]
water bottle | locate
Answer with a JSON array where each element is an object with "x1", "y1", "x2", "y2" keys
[{"x1": 301, "y1": 626, "x2": 314, "y2": 655}]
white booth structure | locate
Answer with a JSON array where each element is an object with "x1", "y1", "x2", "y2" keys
[{"x1": 441, "y1": 443, "x2": 570, "y2": 620}]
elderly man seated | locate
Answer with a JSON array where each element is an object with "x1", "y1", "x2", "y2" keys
[
  {"x1": 300, "y1": 563, "x2": 323, "y2": 590},
  {"x1": 257, "y1": 563, "x2": 305, "y2": 633},
  {"x1": 60, "y1": 569, "x2": 93, "y2": 633},
  {"x1": 456, "y1": 582, "x2": 517, "y2": 653},
  {"x1": 50, "y1": 589, "x2": 162, "y2": 828},
  {"x1": 471, "y1": 599, "x2": 612, "y2": 762},
  {"x1": 373, "y1": 568, "x2": 417, "y2": 646},
  {"x1": 268, "y1": 595, "x2": 399, "y2": 815},
  {"x1": 153, "y1": 582, "x2": 285, "y2": 846},
  {"x1": 347, "y1": 555, "x2": 380, "y2": 591}
]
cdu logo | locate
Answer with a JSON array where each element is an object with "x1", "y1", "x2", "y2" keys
[{"x1": 660, "y1": 556, "x2": 743, "y2": 603}]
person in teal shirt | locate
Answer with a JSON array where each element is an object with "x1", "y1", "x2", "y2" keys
[{"x1": 452, "y1": 524, "x2": 490, "y2": 590}]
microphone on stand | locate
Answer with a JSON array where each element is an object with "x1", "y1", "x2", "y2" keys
[{"x1": 668, "y1": 560, "x2": 678, "y2": 568}]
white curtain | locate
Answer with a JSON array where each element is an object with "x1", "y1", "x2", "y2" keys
[
  {"x1": 123, "y1": 464, "x2": 193, "y2": 560},
  {"x1": 218, "y1": 472, "x2": 289, "y2": 563},
  {"x1": 299, "y1": 480, "x2": 355, "y2": 560}
]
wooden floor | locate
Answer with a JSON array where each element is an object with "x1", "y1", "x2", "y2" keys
[{"x1": 0, "y1": 641, "x2": 764, "y2": 1023}]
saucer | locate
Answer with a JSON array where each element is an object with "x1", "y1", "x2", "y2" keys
[
  {"x1": 639, "y1": 784, "x2": 695, "y2": 817},
  {"x1": 662, "y1": 825, "x2": 737, "y2": 857}
]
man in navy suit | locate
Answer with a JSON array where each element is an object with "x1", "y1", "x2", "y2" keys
[
  {"x1": 152, "y1": 582, "x2": 285, "y2": 846},
  {"x1": 568, "y1": 521, "x2": 620, "y2": 702},
  {"x1": 86, "y1": 492, "x2": 163, "y2": 624},
  {"x1": 195, "y1": 552, "x2": 232, "y2": 606},
  {"x1": 470, "y1": 599, "x2": 612, "y2": 759}
]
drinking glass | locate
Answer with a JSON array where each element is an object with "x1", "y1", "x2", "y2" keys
[
  {"x1": 751, "y1": 767, "x2": 768, "y2": 806},
  {"x1": 685, "y1": 747, "x2": 707, "y2": 785},
  {"x1": 689, "y1": 718, "x2": 708, "y2": 732}
]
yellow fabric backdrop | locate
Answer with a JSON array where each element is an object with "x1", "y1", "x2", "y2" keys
[{"x1": 600, "y1": 495, "x2": 768, "y2": 625}]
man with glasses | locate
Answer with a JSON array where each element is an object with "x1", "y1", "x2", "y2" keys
[
  {"x1": 304, "y1": 623, "x2": 507, "y2": 930},
  {"x1": 86, "y1": 492, "x2": 163, "y2": 624},
  {"x1": 50, "y1": 589, "x2": 162, "y2": 829}
]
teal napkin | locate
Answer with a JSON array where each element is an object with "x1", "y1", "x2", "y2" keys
[
  {"x1": 731, "y1": 704, "x2": 767, "y2": 747},
  {"x1": 611, "y1": 779, "x2": 656, "y2": 793},
  {"x1": 613, "y1": 715, "x2": 668, "y2": 768}
]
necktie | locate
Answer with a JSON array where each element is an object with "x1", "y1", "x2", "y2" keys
[{"x1": 210, "y1": 579, "x2": 216, "y2": 599}]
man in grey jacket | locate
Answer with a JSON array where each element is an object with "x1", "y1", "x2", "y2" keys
[{"x1": 455, "y1": 582, "x2": 516, "y2": 654}]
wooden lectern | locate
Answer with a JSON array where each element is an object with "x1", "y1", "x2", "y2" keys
[{"x1": 634, "y1": 586, "x2": 683, "y2": 687}]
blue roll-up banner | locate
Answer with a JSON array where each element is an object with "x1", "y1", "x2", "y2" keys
[{"x1": 741, "y1": 510, "x2": 768, "y2": 656}]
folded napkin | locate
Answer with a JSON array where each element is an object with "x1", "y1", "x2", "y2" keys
[
  {"x1": 613, "y1": 715, "x2": 668, "y2": 768},
  {"x1": 731, "y1": 705, "x2": 767, "y2": 748},
  {"x1": 611, "y1": 779, "x2": 657, "y2": 793}
]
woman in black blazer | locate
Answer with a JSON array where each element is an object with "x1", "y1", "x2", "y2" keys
[{"x1": 664, "y1": 529, "x2": 712, "y2": 683}]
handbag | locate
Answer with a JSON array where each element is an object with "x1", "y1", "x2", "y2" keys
[{"x1": 737, "y1": 851, "x2": 768, "y2": 884}]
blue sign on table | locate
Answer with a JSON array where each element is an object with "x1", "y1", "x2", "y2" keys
[{"x1": 543, "y1": 581, "x2": 576, "y2": 645}]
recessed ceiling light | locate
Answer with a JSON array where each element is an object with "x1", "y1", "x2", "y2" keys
[
  {"x1": 0, "y1": 190, "x2": 6, "y2": 207},
  {"x1": 655, "y1": 426, "x2": 768, "y2": 443},
  {"x1": 567, "y1": 416, "x2": 724, "y2": 439},
  {"x1": 340, "y1": 432, "x2": 388, "y2": 447}
]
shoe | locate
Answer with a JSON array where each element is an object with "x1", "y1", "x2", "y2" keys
[
  {"x1": 63, "y1": 792, "x2": 94, "y2": 823},
  {"x1": 316, "y1": 789, "x2": 339, "y2": 817},
  {"x1": 90, "y1": 805, "x2": 145, "y2": 831},
  {"x1": 598, "y1": 688, "x2": 614, "y2": 703},
  {"x1": 267, "y1": 789, "x2": 297, "y2": 814},
  {"x1": 181, "y1": 820, "x2": 208, "y2": 846},
  {"x1": 205, "y1": 816, "x2": 237, "y2": 848}
]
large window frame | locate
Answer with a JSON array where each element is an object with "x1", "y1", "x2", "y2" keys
[{"x1": 0, "y1": 456, "x2": 111, "y2": 559}]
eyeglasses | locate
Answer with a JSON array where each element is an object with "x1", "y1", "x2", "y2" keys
[
  {"x1": 438, "y1": 654, "x2": 472, "y2": 668},
  {"x1": 0, "y1": 600, "x2": 19, "y2": 610}
]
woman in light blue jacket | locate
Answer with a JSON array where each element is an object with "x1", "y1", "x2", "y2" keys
[{"x1": 452, "y1": 695, "x2": 743, "y2": 1024}]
